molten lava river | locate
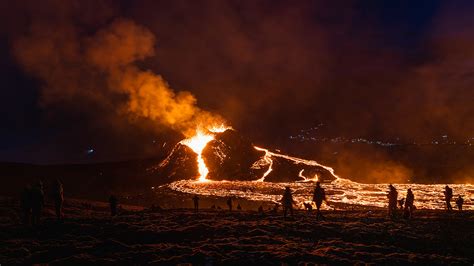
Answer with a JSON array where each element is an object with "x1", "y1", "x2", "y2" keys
[{"x1": 167, "y1": 127, "x2": 473, "y2": 210}]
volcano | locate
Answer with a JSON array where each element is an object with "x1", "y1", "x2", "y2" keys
[{"x1": 149, "y1": 129, "x2": 337, "y2": 183}]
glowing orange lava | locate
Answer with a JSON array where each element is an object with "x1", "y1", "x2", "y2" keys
[
  {"x1": 298, "y1": 169, "x2": 319, "y2": 182},
  {"x1": 253, "y1": 146, "x2": 337, "y2": 182},
  {"x1": 180, "y1": 124, "x2": 231, "y2": 182},
  {"x1": 253, "y1": 146, "x2": 273, "y2": 182},
  {"x1": 168, "y1": 142, "x2": 473, "y2": 210}
]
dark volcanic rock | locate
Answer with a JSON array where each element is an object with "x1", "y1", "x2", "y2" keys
[
  {"x1": 149, "y1": 144, "x2": 198, "y2": 183},
  {"x1": 151, "y1": 129, "x2": 337, "y2": 183},
  {"x1": 203, "y1": 129, "x2": 266, "y2": 181},
  {"x1": 264, "y1": 157, "x2": 304, "y2": 182},
  {"x1": 2, "y1": 202, "x2": 473, "y2": 265}
]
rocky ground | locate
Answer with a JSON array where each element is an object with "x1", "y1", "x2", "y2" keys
[{"x1": 0, "y1": 197, "x2": 473, "y2": 265}]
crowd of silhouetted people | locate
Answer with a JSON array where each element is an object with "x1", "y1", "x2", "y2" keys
[
  {"x1": 191, "y1": 182, "x2": 466, "y2": 220},
  {"x1": 387, "y1": 184, "x2": 464, "y2": 219},
  {"x1": 19, "y1": 178, "x2": 124, "y2": 226},
  {"x1": 20, "y1": 179, "x2": 63, "y2": 226},
  {"x1": 189, "y1": 181, "x2": 331, "y2": 220},
  {"x1": 19, "y1": 178, "x2": 467, "y2": 226}
]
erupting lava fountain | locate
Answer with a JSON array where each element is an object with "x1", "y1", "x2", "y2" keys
[{"x1": 179, "y1": 124, "x2": 232, "y2": 182}]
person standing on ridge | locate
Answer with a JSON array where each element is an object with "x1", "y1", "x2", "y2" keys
[
  {"x1": 444, "y1": 185, "x2": 453, "y2": 211},
  {"x1": 312, "y1": 182, "x2": 326, "y2": 220},
  {"x1": 387, "y1": 184, "x2": 398, "y2": 218},
  {"x1": 31, "y1": 181, "x2": 45, "y2": 226},
  {"x1": 52, "y1": 179, "x2": 64, "y2": 221},
  {"x1": 226, "y1": 197, "x2": 233, "y2": 212},
  {"x1": 281, "y1": 187, "x2": 295, "y2": 218},
  {"x1": 193, "y1": 195, "x2": 199, "y2": 212},
  {"x1": 404, "y1": 188, "x2": 414, "y2": 219}
]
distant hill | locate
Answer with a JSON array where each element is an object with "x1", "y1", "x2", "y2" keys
[{"x1": 0, "y1": 157, "x2": 164, "y2": 199}]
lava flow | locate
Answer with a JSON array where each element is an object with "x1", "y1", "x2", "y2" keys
[
  {"x1": 298, "y1": 169, "x2": 319, "y2": 182},
  {"x1": 179, "y1": 129, "x2": 343, "y2": 183},
  {"x1": 179, "y1": 124, "x2": 231, "y2": 182},
  {"x1": 253, "y1": 146, "x2": 273, "y2": 182},
  {"x1": 253, "y1": 145, "x2": 341, "y2": 182},
  {"x1": 170, "y1": 128, "x2": 473, "y2": 210}
]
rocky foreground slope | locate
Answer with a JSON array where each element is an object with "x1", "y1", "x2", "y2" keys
[{"x1": 1, "y1": 198, "x2": 473, "y2": 265}]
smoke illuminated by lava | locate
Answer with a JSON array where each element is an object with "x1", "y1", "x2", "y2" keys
[{"x1": 12, "y1": 11, "x2": 226, "y2": 141}]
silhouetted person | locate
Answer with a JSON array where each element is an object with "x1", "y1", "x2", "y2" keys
[
  {"x1": 109, "y1": 195, "x2": 118, "y2": 216},
  {"x1": 404, "y1": 188, "x2": 414, "y2": 219},
  {"x1": 237, "y1": 203, "x2": 242, "y2": 211},
  {"x1": 193, "y1": 195, "x2": 199, "y2": 212},
  {"x1": 312, "y1": 182, "x2": 326, "y2": 219},
  {"x1": 52, "y1": 179, "x2": 64, "y2": 221},
  {"x1": 210, "y1": 204, "x2": 216, "y2": 210},
  {"x1": 226, "y1": 197, "x2": 233, "y2": 211},
  {"x1": 387, "y1": 184, "x2": 398, "y2": 218},
  {"x1": 20, "y1": 185, "x2": 32, "y2": 225},
  {"x1": 444, "y1": 185, "x2": 453, "y2": 211},
  {"x1": 31, "y1": 182, "x2": 44, "y2": 226},
  {"x1": 258, "y1": 205, "x2": 264, "y2": 214},
  {"x1": 398, "y1": 198, "x2": 405, "y2": 210},
  {"x1": 281, "y1": 187, "x2": 295, "y2": 218},
  {"x1": 455, "y1": 195, "x2": 464, "y2": 211}
]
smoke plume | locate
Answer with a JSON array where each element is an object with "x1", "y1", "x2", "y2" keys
[{"x1": 12, "y1": 2, "x2": 222, "y2": 138}]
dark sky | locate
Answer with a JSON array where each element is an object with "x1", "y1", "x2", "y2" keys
[{"x1": 1, "y1": 0, "x2": 473, "y2": 164}]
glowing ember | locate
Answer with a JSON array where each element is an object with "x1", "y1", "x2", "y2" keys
[{"x1": 180, "y1": 124, "x2": 232, "y2": 182}]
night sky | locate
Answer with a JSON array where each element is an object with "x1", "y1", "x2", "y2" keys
[{"x1": 1, "y1": 0, "x2": 473, "y2": 165}]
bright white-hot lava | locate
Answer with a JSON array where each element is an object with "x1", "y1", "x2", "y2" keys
[
  {"x1": 179, "y1": 124, "x2": 231, "y2": 182},
  {"x1": 253, "y1": 146, "x2": 273, "y2": 182}
]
